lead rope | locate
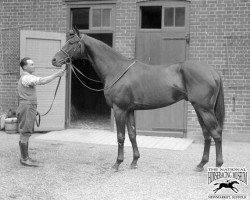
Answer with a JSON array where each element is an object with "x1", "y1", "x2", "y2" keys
[
  {"x1": 70, "y1": 63, "x2": 106, "y2": 92},
  {"x1": 59, "y1": 35, "x2": 136, "y2": 91},
  {"x1": 71, "y1": 62, "x2": 102, "y2": 83},
  {"x1": 36, "y1": 67, "x2": 67, "y2": 127},
  {"x1": 70, "y1": 60, "x2": 136, "y2": 92}
]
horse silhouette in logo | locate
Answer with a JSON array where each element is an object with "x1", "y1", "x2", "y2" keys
[{"x1": 213, "y1": 180, "x2": 239, "y2": 193}]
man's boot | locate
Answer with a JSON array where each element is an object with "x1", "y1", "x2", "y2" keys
[
  {"x1": 19, "y1": 141, "x2": 38, "y2": 167},
  {"x1": 26, "y1": 142, "x2": 37, "y2": 163}
]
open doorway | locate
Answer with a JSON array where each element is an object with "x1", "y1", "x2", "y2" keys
[{"x1": 70, "y1": 33, "x2": 112, "y2": 130}]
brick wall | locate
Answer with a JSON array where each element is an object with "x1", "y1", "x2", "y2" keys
[
  {"x1": 1, "y1": 0, "x2": 249, "y2": 138},
  {"x1": 0, "y1": 0, "x2": 67, "y2": 114},
  {"x1": 115, "y1": 0, "x2": 137, "y2": 59},
  {"x1": 0, "y1": 0, "x2": 4, "y2": 114},
  {"x1": 188, "y1": 0, "x2": 250, "y2": 137}
]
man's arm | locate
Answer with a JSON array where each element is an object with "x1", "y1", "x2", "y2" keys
[
  {"x1": 39, "y1": 70, "x2": 65, "y2": 85},
  {"x1": 22, "y1": 68, "x2": 65, "y2": 87}
]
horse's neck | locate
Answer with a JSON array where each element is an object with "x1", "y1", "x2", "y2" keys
[{"x1": 83, "y1": 36, "x2": 129, "y2": 83}]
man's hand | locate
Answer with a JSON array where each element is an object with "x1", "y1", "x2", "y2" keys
[
  {"x1": 56, "y1": 69, "x2": 65, "y2": 77},
  {"x1": 39, "y1": 67, "x2": 66, "y2": 85}
]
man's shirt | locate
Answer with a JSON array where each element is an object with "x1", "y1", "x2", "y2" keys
[
  {"x1": 18, "y1": 72, "x2": 41, "y2": 104},
  {"x1": 21, "y1": 72, "x2": 42, "y2": 87}
]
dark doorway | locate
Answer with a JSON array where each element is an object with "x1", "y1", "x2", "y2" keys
[{"x1": 70, "y1": 33, "x2": 112, "y2": 130}]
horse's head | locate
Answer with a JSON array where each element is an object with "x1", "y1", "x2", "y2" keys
[
  {"x1": 52, "y1": 27, "x2": 86, "y2": 67},
  {"x1": 231, "y1": 180, "x2": 239, "y2": 184}
]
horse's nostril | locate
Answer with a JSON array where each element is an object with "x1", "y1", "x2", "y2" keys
[{"x1": 52, "y1": 58, "x2": 56, "y2": 62}]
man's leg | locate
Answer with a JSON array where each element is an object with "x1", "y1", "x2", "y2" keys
[
  {"x1": 19, "y1": 132, "x2": 38, "y2": 166},
  {"x1": 18, "y1": 103, "x2": 39, "y2": 167}
]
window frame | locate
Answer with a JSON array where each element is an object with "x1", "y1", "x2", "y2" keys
[
  {"x1": 89, "y1": 5, "x2": 114, "y2": 30},
  {"x1": 162, "y1": 5, "x2": 186, "y2": 30},
  {"x1": 69, "y1": 3, "x2": 115, "y2": 32},
  {"x1": 71, "y1": 7, "x2": 91, "y2": 30},
  {"x1": 137, "y1": 0, "x2": 189, "y2": 32}
]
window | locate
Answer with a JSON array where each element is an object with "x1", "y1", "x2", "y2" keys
[
  {"x1": 72, "y1": 8, "x2": 90, "y2": 29},
  {"x1": 164, "y1": 7, "x2": 185, "y2": 27},
  {"x1": 140, "y1": 5, "x2": 186, "y2": 29},
  {"x1": 92, "y1": 8, "x2": 112, "y2": 28},
  {"x1": 71, "y1": 6, "x2": 113, "y2": 30},
  {"x1": 164, "y1": 8, "x2": 174, "y2": 27},
  {"x1": 141, "y1": 6, "x2": 162, "y2": 29}
]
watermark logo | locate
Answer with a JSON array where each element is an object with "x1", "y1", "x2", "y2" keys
[{"x1": 207, "y1": 167, "x2": 248, "y2": 199}]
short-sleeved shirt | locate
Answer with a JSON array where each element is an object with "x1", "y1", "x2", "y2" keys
[
  {"x1": 21, "y1": 74, "x2": 42, "y2": 87},
  {"x1": 18, "y1": 73, "x2": 42, "y2": 104}
]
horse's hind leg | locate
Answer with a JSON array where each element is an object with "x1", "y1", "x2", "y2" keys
[
  {"x1": 112, "y1": 105, "x2": 127, "y2": 171},
  {"x1": 232, "y1": 187, "x2": 239, "y2": 193},
  {"x1": 126, "y1": 110, "x2": 140, "y2": 169},
  {"x1": 194, "y1": 108, "x2": 211, "y2": 172},
  {"x1": 195, "y1": 106, "x2": 223, "y2": 168}
]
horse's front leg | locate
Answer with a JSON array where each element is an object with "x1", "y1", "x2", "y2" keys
[
  {"x1": 127, "y1": 110, "x2": 140, "y2": 169},
  {"x1": 232, "y1": 187, "x2": 239, "y2": 193},
  {"x1": 112, "y1": 105, "x2": 127, "y2": 171},
  {"x1": 213, "y1": 188, "x2": 219, "y2": 193}
]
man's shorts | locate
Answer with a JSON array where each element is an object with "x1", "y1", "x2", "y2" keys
[{"x1": 16, "y1": 103, "x2": 37, "y2": 137}]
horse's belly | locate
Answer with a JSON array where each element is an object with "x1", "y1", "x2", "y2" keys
[
  {"x1": 132, "y1": 86, "x2": 182, "y2": 110},
  {"x1": 109, "y1": 65, "x2": 186, "y2": 110}
]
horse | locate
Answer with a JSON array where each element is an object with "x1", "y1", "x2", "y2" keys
[
  {"x1": 52, "y1": 27, "x2": 225, "y2": 172},
  {"x1": 213, "y1": 180, "x2": 239, "y2": 193}
]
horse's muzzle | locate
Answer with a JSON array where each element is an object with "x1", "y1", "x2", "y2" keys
[
  {"x1": 52, "y1": 58, "x2": 62, "y2": 67},
  {"x1": 52, "y1": 58, "x2": 57, "y2": 66}
]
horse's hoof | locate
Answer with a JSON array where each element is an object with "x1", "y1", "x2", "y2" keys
[
  {"x1": 112, "y1": 164, "x2": 119, "y2": 172},
  {"x1": 194, "y1": 166, "x2": 204, "y2": 172},
  {"x1": 216, "y1": 162, "x2": 223, "y2": 168},
  {"x1": 130, "y1": 164, "x2": 138, "y2": 169}
]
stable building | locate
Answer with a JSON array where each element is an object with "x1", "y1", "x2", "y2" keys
[{"x1": 0, "y1": 0, "x2": 249, "y2": 141}]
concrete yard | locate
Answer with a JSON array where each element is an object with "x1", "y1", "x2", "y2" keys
[{"x1": 0, "y1": 130, "x2": 249, "y2": 200}]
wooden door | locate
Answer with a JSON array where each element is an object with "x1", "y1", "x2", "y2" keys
[
  {"x1": 135, "y1": 1, "x2": 189, "y2": 137},
  {"x1": 20, "y1": 30, "x2": 66, "y2": 131}
]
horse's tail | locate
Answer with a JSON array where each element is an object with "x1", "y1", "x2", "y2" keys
[{"x1": 214, "y1": 77, "x2": 225, "y2": 130}]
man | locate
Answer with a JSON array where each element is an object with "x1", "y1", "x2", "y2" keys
[{"x1": 17, "y1": 57, "x2": 65, "y2": 166}]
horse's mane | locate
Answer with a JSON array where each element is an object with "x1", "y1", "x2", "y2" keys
[{"x1": 83, "y1": 34, "x2": 129, "y2": 61}]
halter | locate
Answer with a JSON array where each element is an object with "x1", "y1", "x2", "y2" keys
[
  {"x1": 60, "y1": 49, "x2": 72, "y2": 65},
  {"x1": 57, "y1": 34, "x2": 136, "y2": 92},
  {"x1": 57, "y1": 34, "x2": 83, "y2": 65},
  {"x1": 59, "y1": 36, "x2": 103, "y2": 85}
]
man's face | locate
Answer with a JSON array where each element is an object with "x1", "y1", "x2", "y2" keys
[{"x1": 23, "y1": 59, "x2": 35, "y2": 74}]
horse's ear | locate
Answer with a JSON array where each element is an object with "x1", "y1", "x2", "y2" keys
[{"x1": 73, "y1": 25, "x2": 80, "y2": 38}]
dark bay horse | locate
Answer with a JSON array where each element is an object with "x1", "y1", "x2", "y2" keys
[{"x1": 52, "y1": 28, "x2": 225, "y2": 172}]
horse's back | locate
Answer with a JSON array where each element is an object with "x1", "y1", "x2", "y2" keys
[
  {"x1": 182, "y1": 61, "x2": 220, "y2": 81},
  {"x1": 114, "y1": 61, "x2": 187, "y2": 109}
]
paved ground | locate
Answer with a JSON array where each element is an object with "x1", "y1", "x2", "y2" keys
[
  {"x1": 36, "y1": 129, "x2": 194, "y2": 151},
  {"x1": 0, "y1": 130, "x2": 249, "y2": 200}
]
